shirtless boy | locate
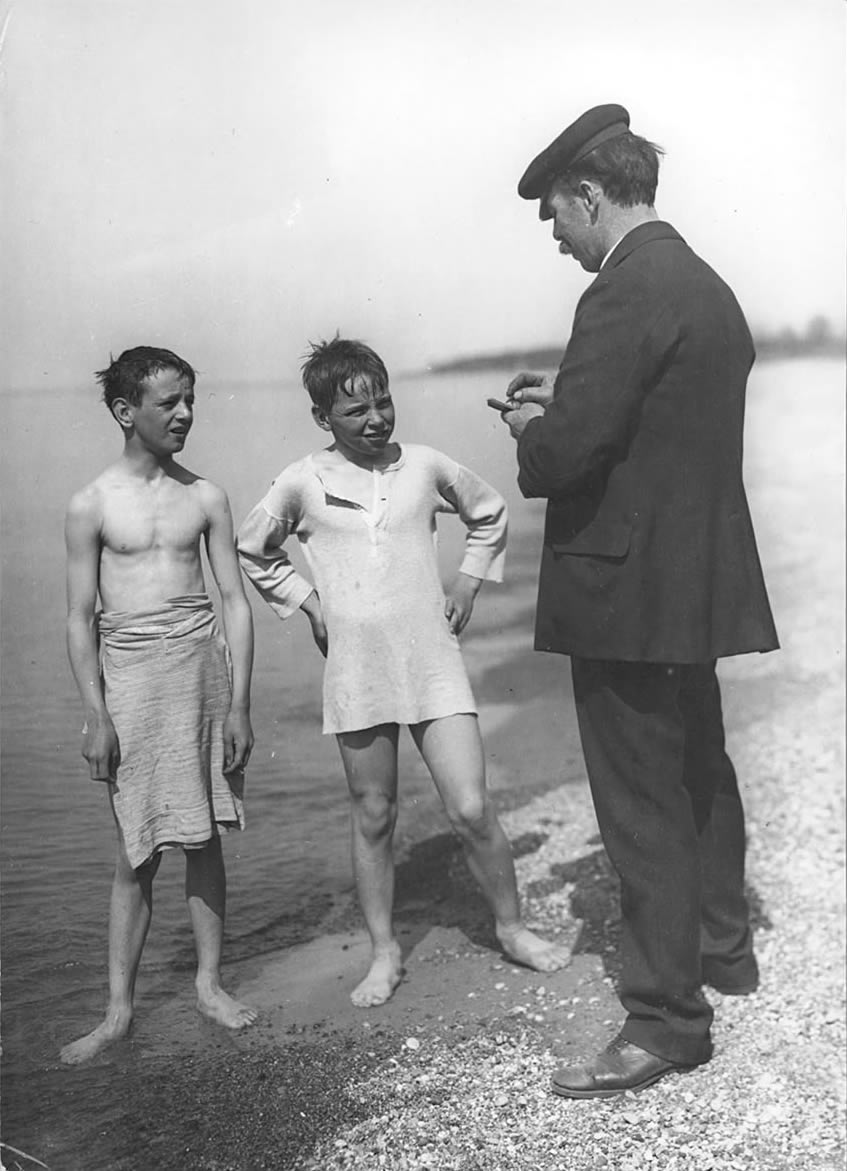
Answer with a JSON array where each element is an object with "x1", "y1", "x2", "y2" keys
[{"x1": 61, "y1": 346, "x2": 256, "y2": 1064}]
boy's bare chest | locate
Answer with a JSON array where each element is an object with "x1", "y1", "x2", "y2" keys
[{"x1": 101, "y1": 483, "x2": 206, "y2": 555}]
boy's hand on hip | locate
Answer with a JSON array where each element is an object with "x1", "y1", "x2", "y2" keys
[
  {"x1": 300, "y1": 590, "x2": 329, "y2": 657},
  {"x1": 223, "y1": 708, "x2": 254, "y2": 773},
  {"x1": 82, "y1": 714, "x2": 121, "y2": 782},
  {"x1": 309, "y1": 619, "x2": 328, "y2": 657},
  {"x1": 445, "y1": 573, "x2": 482, "y2": 636}
]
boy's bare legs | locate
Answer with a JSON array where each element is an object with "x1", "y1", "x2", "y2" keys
[
  {"x1": 337, "y1": 724, "x2": 405, "y2": 1006},
  {"x1": 185, "y1": 835, "x2": 257, "y2": 1029},
  {"x1": 411, "y1": 714, "x2": 570, "y2": 973},
  {"x1": 60, "y1": 840, "x2": 160, "y2": 1064}
]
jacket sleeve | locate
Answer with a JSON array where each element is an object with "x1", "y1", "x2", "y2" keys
[
  {"x1": 436, "y1": 455, "x2": 508, "y2": 582},
  {"x1": 517, "y1": 276, "x2": 679, "y2": 499},
  {"x1": 236, "y1": 472, "x2": 315, "y2": 620}
]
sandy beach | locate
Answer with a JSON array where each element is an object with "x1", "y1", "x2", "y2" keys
[{"x1": 1, "y1": 358, "x2": 844, "y2": 1171}]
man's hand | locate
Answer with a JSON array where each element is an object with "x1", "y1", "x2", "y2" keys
[
  {"x1": 444, "y1": 573, "x2": 482, "y2": 636},
  {"x1": 82, "y1": 713, "x2": 121, "y2": 782},
  {"x1": 506, "y1": 371, "x2": 555, "y2": 409},
  {"x1": 502, "y1": 400, "x2": 545, "y2": 439},
  {"x1": 300, "y1": 590, "x2": 328, "y2": 657},
  {"x1": 223, "y1": 707, "x2": 254, "y2": 773}
]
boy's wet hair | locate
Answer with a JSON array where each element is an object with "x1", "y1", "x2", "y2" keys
[
  {"x1": 301, "y1": 336, "x2": 389, "y2": 414},
  {"x1": 96, "y1": 346, "x2": 196, "y2": 411}
]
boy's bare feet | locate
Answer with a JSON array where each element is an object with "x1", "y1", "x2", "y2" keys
[
  {"x1": 496, "y1": 923, "x2": 571, "y2": 973},
  {"x1": 196, "y1": 982, "x2": 258, "y2": 1029},
  {"x1": 59, "y1": 1006, "x2": 133, "y2": 1065},
  {"x1": 351, "y1": 941, "x2": 405, "y2": 1007}
]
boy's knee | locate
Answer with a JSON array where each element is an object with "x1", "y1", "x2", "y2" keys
[
  {"x1": 447, "y1": 798, "x2": 492, "y2": 840},
  {"x1": 351, "y1": 791, "x2": 397, "y2": 838}
]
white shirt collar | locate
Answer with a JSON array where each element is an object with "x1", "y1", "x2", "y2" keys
[{"x1": 600, "y1": 234, "x2": 627, "y2": 270}]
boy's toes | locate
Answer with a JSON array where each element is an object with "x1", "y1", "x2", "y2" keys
[
  {"x1": 197, "y1": 988, "x2": 258, "y2": 1030},
  {"x1": 350, "y1": 948, "x2": 404, "y2": 1008},
  {"x1": 532, "y1": 942, "x2": 572, "y2": 973},
  {"x1": 497, "y1": 925, "x2": 572, "y2": 973},
  {"x1": 233, "y1": 1003, "x2": 260, "y2": 1026},
  {"x1": 350, "y1": 983, "x2": 392, "y2": 1008}
]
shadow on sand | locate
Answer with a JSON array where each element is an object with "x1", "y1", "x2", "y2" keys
[{"x1": 523, "y1": 843, "x2": 772, "y2": 988}]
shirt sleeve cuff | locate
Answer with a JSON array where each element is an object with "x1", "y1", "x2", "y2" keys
[{"x1": 459, "y1": 546, "x2": 505, "y2": 584}]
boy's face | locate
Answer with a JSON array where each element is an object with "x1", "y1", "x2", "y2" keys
[
  {"x1": 118, "y1": 367, "x2": 195, "y2": 455},
  {"x1": 314, "y1": 374, "x2": 395, "y2": 461}
]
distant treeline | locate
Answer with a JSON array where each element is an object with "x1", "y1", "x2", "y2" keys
[
  {"x1": 429, "y1": 317, "x2": 845, "y2": 375},
  {"x1": 753, "y1": 318, "x2": 846, "y2": 362}
]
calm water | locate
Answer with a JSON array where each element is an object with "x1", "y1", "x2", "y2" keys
[{"x1": 1, "y1": 358, "x2": 842, "y2": 1090}]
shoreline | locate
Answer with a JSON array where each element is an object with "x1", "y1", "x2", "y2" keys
[
  {"x1": 2, "y1": 359, "x2": 844, "y2": 1169},
  {"x1": 4, "y1": 650, "x2": 844, "y2": 1170}
]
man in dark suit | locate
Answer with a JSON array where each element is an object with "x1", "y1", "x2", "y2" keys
[{"x1": 501, "y1": 104, "x2": 779, "y2": 1098}]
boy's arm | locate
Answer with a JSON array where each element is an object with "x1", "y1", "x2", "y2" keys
[
  {"x1": 204, "y1": 484, "x2": 254, "y2": 773},
  {"x1": 65, "y1": 489, "x2": 120, "y2": 781},
  {"x1": 437, "y1": 457, "x2": 508, "y2": 634},
  {"x1": 236, "y1": 482, "x2": 314, "y2": 620},
  {"x1": 298, "y1": 587, "x2": 328, "y2": 657},
  {"x1": 236, "y1": 475, "x2": 327, "y2": 654},
  {"x1": 439, "y1": 461, "x2": 508, "y2": 583}
]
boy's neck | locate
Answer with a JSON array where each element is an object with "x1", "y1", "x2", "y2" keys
[
  {"x1": 120, "y1": 440, "x2": 177, "y2": 479},
  {"x1": 326, "y1": 441, "x2": 401, "y2": 471}
]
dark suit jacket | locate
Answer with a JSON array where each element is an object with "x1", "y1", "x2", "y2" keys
[{"x1": 517, "y1": 221, "x2": 779, "y2": 663}]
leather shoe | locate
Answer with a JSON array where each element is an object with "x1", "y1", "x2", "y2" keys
[{"x1": 551, "y1": 1034, "x2": 698, "y2": 1099}]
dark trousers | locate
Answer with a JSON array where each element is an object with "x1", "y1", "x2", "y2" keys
[{"x1": 571, "y1": 657, "x2": 756, "y2": 1066}]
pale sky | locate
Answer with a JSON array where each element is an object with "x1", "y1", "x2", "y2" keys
[{"x1": 2, "y1": 0, "x2": 845, "y2": 389}]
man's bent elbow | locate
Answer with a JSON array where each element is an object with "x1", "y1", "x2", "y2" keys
[
  {"x1": 517, "y1": 470, "x2": 547, "y2": 500},
  {"x1": 517, "y1": 461, "x2": 573, "y2": 500}
]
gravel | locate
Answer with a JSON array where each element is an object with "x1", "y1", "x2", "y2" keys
[
  {"x1": 11, "y1": 665, "x2": 840, "y2": 1171},
  {"x1": 298, "y1": 676, "x2": 845, "y2": 1171},
  {"x1": 7, "y1": 603, "x2": 843, "y2": 1171}
]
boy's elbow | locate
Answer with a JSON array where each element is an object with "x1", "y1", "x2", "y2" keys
[
  {"x1": 236, "y1": 551, "x2": 264, "y2": 589},
  {"x1": 236, "y1": 544, "x2": 257, "y2": 577},
  {"x1": 67, "y1": 606, "x2": 95, "y2": 636},
  {"x1": 65, "y1": 611, "x2": 97, "y2": 662},
  {"x1": 220, "y1": 581, "x2": 251, "y2": 613},
  {"x1": 481, "y1": 500, "x2": 508, "y2": 535}
]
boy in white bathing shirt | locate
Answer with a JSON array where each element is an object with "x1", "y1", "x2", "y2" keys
[{"x1": 237, "y1": 336, "x2": 569, "y2": 1007}]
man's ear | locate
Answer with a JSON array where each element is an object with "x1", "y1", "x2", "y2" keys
[
  {"x1": 311, "y1": 403, "x2": 333, "y2": 432},
  {"x1": 111, "y1": 397, "x2": 135, "y2": 432},
  {"x1": 579, "y1": 180, "x2": 603, "y2": 223}
]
